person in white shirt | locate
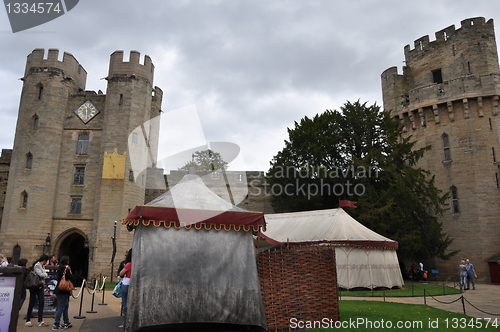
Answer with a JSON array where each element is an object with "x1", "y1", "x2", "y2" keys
[{"x1": 0, "y1": 254, "x2": 8, "y2": 267}]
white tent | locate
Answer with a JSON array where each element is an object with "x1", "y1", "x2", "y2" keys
[{"x1": 259, "y1": 208, "x2": 404, "y2": 289}]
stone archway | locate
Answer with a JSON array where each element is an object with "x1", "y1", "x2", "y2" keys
[{"x1": 55, "y1": 229, "x2": 89, "y2": 280}]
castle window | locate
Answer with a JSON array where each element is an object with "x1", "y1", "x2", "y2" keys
[
  {"x1": 32, "y1": 115, "x2": 39, "y2": 130},
  {"x1": 12, "y1": 245, "x2": 21, "y2": 265},
  {"x1": 433, "y1": 69, "x2": 443, "y2": 84},
  {"x1": 467, "y1": 62, "x2": 471, "y2": 74},
  {"x1": 496, "y1": 173, "x2": 499, "y2": 189},
  {"x1": 74, "y1": 166, "x2": 85, "y2": 185},
  {"x1": 76, "y1": 134, "x2": 89, "y2": 155},
  {"x1": 442, "y1": 134, "x2": 451, "y2": 161},
  {"x1": 26, "y1": 152, "x2": 33, "y2": 169},
  {"x1": 493, "y1": 147, "x2": 497, "y2": 163},
  {"x1": 490, "y1": 118, "x2": 493, "y2": 130},
  {"x1": 70, "y1": 197, "x2": 82, "y2": 214},
  {"x1": 129, "y1": 170, "x2": 134, "y2": 181},
  {"x1": 37, "y1": 84, "x2": 43, "y2": 100},
  {"x1": 450, "y1": 185, "x2": 459, "y2": 213},
  {"x1": 20, "y1": 191, "x2": 28, "y2": 209}
]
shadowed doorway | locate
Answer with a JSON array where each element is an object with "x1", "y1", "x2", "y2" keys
[{"x1": 58, "y1": 232, "x2": 88, "y2": 282}]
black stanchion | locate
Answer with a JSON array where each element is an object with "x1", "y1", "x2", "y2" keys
[
  {"x1": 74, "y1": 282, "x2": 86, "y2": 319},
  {"x1": 461, "y1": 296, "x2": 466, "y2": 315},
  {"x1": 99, "y1": 277, "x2": 108, "y2": 306},
  {"x1": 424, "y1": 289, "x2": 427, "y2": 305},
  {"x1": 87, "y1": 278, "x2": 97, "y2": 313}
]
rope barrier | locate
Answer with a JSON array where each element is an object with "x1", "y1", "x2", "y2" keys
[
  {"x1": 99, "y1": 276, "x2": 107, "y2": 290},
  {"x1": 71, "y1": 279, "x2": 86, "y2": 299},
  {"x1": 425, "y1": 291, "x2": 500, "y2": 316},
  {"x1": 463, "y1": 297, "x2": 500, "y2": 317},
  {"x1": 425, "y1": 292, "x2": 463, "y2": 305},
  {"x1": 86, "y1": 278, "x2": 99, "y2": 295}
]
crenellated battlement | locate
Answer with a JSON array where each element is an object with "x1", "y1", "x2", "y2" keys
[
  {"x1": 404, "y1": 17, "x2": 492, "y2": 57},
  {"x1": 108, "y1": 50, "x2": 154, "y2": 84},
  {"x1": 382, "y1": 17, "x2": 500, "y2": 116},
  {"x1": 25, "y1": 48, "x2": 87, "y2": 90}
]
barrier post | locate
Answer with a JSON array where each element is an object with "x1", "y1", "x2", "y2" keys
[
  {"x1": 98, "y1": 275, "x2": 107, "y2": 306},
  {"x1": 74, "y1": 281, "x2": 86, "y2": 319},
  {"x1": 87, "y1": 278, "x2": 97, "y2": 313},
  {"x1": 461, "y1": 296, "x2": 466, "y2": 315},
  {"x1": 423, "y1": 289, "x2": 426, "y2": 305}
]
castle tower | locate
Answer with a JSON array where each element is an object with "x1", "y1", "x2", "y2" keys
[
  {"x1": 381, "y1": 17, "x2": 500, "y2": 281},
  {"x1": 0, "y1": 49, "x2": 162, "y2": 278}
]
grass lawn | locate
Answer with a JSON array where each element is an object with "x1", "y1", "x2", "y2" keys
[
  {"x1": 303, "y1": 300, "x2": 499, "y2": 331},
  {"x1": 340, "y1": 283, "x2": 461, "y2": 297}
]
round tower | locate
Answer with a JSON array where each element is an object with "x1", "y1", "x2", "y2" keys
[
  {"x1": 381, "y1": 17, "x2": 500, "y2": 281},
  {"x1": 0, "y1": 49, "x2": 87, "y2": 260}
]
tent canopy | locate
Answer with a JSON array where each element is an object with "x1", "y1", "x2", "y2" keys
[
  {"x1": 259, "y1": 208, "x2": 403, "y2": 289},
  {"x1": 123, "y1": 174, "x2": 265, "y2": 232},
  {"x1": 259, "y1": 208, "x2": 397, "y2": 249}
]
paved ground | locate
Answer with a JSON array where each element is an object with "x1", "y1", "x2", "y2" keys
[
  {"x1": 15, "y1": 287, "x2": 123, "y2": 332},
  {"x1": 13, "y1": 283, "x2": 500, "y2": 331},
  {"x1": 342, "y1": 282, "x2": 500, "y2": 319}
]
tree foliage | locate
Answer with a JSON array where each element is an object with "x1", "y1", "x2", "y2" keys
[
  {"x1": 179, "y1": 149, "x2": 228, "y2": 172},
  {"x1": 267, "y1": 100, "x2": 456, "y2": 261}
]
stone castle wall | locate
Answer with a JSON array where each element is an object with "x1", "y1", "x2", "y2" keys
[
  {"x1": 381, "y1": 17, "x2": 500, "y2": 281},
  {"x1": 0, "y1": 49, "x2": 161, "y2": 279}
]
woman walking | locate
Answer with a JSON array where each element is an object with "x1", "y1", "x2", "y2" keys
[
  {"x1": 118, "y1": 249, "x2": 132, "y2": 328},
  {"x1": 459, "y1": 259, "x2": 468, "y2": 290},
  {"x1": 52, "y1": 256, "x2": 75, "y2": 330},
  {"x1": 25, "y1": 254, "x2": 50, "y2": 327}
]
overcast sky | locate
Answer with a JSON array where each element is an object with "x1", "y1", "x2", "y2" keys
[{"x1": 1, "y1": 1, "x2": 500, "y2": 172}]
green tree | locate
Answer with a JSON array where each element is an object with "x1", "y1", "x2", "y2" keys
[
  {"x1": 267, "y1": 100, "x2": 456, "y2": 261},
  {"x1": 180, "y1": 149, "x2": 228, "y2": 172}
]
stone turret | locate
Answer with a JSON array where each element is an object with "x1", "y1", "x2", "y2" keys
[{"x1": 381, "y1": 17, "x2": 500, "y2": 282}]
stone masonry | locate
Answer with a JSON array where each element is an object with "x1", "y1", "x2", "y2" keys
[
  {"x1": 0, "y1": 49, "x2": 163, "y2": 278},
  {"x1": 381, "y1": 17, "x2": 500, "y2": 282}
]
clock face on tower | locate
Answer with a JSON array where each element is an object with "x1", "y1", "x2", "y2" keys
[{"x1": 75, "y1": 100, "x2": 100, "y2": 124}]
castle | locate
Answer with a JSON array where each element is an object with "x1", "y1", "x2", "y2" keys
[
  {"x1": 3, "y1": 16, "x2": 500, "y2": 283},
  {"x1": 0, "y1": 49, "x2": 162, "y2": 278},
  {"x1": 0, "y1": 49, "x2": 272, "y2": 278},
  {"x1": 382, "y1": 17, "x2": 500, "y2": 281}
]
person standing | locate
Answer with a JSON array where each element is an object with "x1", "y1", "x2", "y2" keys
[
  {"x1": 465, "y1": 258, "x2": 477, "y2": 290},
  {"x1": 459, "y1": 260, "x2": 468, "y2": 290},
  {"x1": 26, "y1": 254, "x2": 50, "y2": 327},
  {"x1": 119, "y1": 249, "x2": 132, "y2": 328},
  {"x1": 117, "y1": 253, "x2": 127, "y2": 278},
  {"x1": 48, "y1": 255, "x2": 58, "y2": 266},
  {"x1": 52, "y1": 256, "x2": 75, "y2": 330},
  {"x1": 0, "y1": 254, "x2": 8, "y2": 267}
]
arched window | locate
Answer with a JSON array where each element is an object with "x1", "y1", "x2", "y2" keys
[
  {"x1": 12, "y1": 245, "x2": 21, "y2": 265},
  {"x1": 442, "y1": 133, "x2": 451, "y2": 161},
  {"x1": 26, "y1": 152, "x2": 33, "y2": 169},
  {"x1": 450, "y1": 185, "x2": 459, "y2": 213},
  {"x1": 20, "y1": 191, "x2": 28, "y2": 209},
  {"x1": 32, "y1": 115, "x2": 39, "y2": 130}
]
